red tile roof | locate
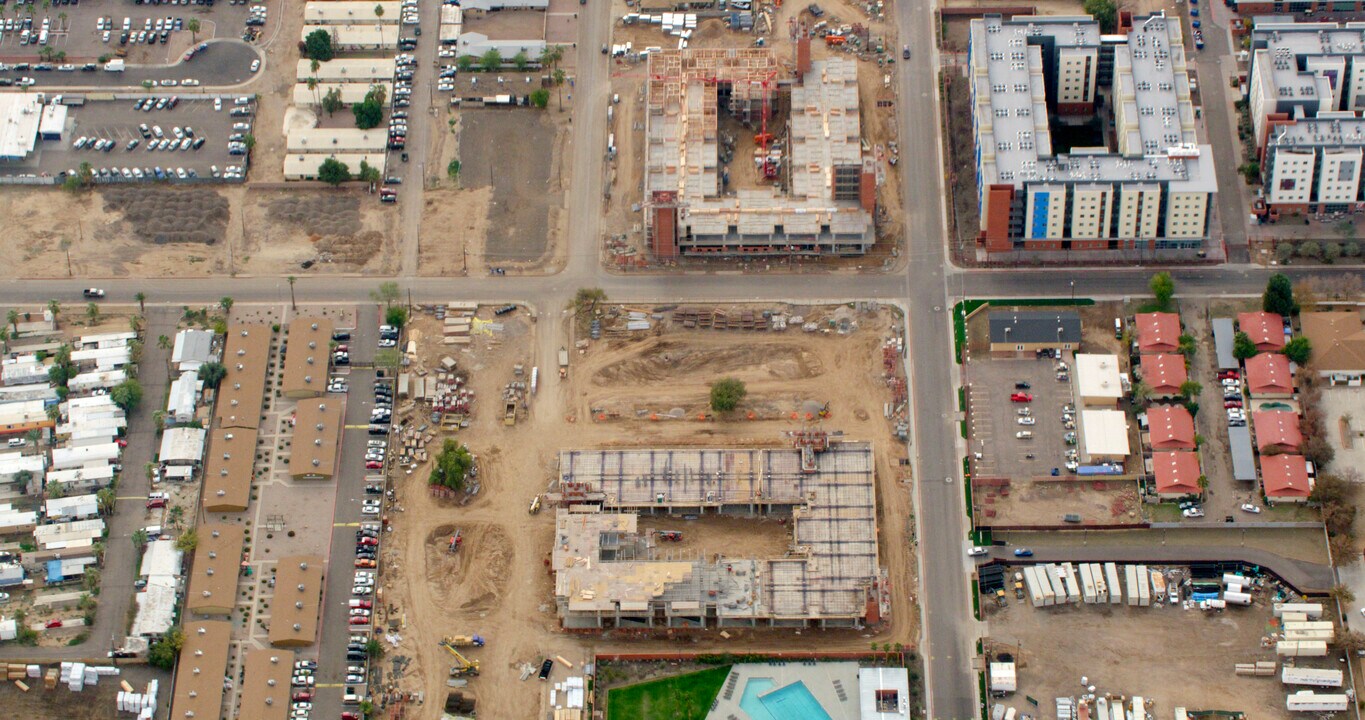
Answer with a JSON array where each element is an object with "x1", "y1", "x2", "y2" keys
[
  {"x1": 1245, "y1": 352, "x2": 1294, "y2": 396},
  {"x1": 1147, "y1": 405, "x2": 1196, "y2": 450},
  {"x1": 1153, "y1": 451, "x2": 1202, "y2": 496},
  {"x1": 1253, "y1": 410, "x2": 1303, "y2": 453},
  {"x1": 1237, "y1": 311, "x2": 1285, "y2": 351},
  {"x1": 1261, "y1": 454, "x2": 1312, "y2": 499},
  {"x1": 1139, "y1": 354, "x2": 1188, "y2": 395},
  {"x1": 1135, "y1": 312, "x2": 1181, "y2": 353}
]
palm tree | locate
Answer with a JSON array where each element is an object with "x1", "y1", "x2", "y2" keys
[
  {"x1": 187, "y1": 18, "x2": 200, "y2": 42},
  {"x1": 131, "y1": 528, "x2": 148, "y2": 551},
  {"x1": 86, "y1": 302, "x2": 100, "y2": 324},
  {"x1": 553, "y1": 68, "x2": 566, "y2": 112},
  {"x1": 219, "y1": 297, "x2": 234, "y2": 315},
  {"x1": 306, "y1": 76, "x2": 320, "y2": 107},
  {"x1": 168, "y1": 505, "x2": 184, "y2": 529},
  {"x1": 135, "y1": 292, "x2": 146, "y2": 313},
  {"x1": 96, "y1": 488, "x2": 116, "y2": 516},
  {"x1": 157, "y1": 334, "x2": 171, "y2": 351},
  {"x1": 57, "y1": 11, "x2": 65, "y2": 30},
  {"x1": 0, "y1": 327, "x2": 9, "y2": 354},
  {"x1": 287, "y1": 276, "x2": 297, "y2": 310},
  {"x1": 6, "y1": 309, "x2": 18, "y2": 334},
  {"x1": 47, "y1": 299, "x2": 60, "y2": 325}
]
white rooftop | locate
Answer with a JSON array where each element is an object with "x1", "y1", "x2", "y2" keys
[
  {"x1": 1076, "y1": 353, "x2": 1125, "y2": 401},
  {"x1": 1082, "y1": 409, "x2": 1131, "y2": 459}
]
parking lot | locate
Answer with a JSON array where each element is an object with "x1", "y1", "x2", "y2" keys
[
  {"x1": 0, "y1": 1, "x2": 256, "y2": 65},
  {"x1": 968, "y1": 353, "x2": 1078, "y2": 479},
  {"x1": 0, "y1": 40, "x2": 260, "y2": 89},
  {"x1": 0, "y1": 95, "x2": 254, "y2": 181}
]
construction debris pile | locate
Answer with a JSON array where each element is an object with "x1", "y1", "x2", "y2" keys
[
  {"x1": 116, "y1": 678, "x2": 159, "y2": 718},
  {"x1": 402, "y1": 358, "x2": 474, "y2": 429},
  {"x1": 437, "y1": 302, "x2": 478, "y2": 347}
]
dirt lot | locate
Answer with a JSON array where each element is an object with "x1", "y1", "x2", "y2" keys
[
  {"x1": 976, "y1": 477, "x2": 1143, "y2": 527},
  {"x1": 0, "y1": 185, "x2": 399, "y2": 278},
  {"x1": 0, "y1": 664, "x2": 169, "y2": 720},
  {"x1": 372, "y1": 303, "x2": 916, "y2": 720},
  {"x1": 986, "y1": 578, "x2": 1319, "y2": 718},
  {"x1": 602, "y1": 0, "x2": 905, "y2": 270}
]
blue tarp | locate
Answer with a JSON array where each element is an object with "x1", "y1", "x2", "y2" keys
[{"x1": 45, "y1": 559, "x2": 63, "y2": 583}]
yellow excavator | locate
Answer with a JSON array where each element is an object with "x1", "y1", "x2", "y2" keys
[{"x1": 440, "y1": 637, "x2": 483, "y2": 677}]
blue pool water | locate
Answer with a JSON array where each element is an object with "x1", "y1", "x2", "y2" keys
[{"x1": 737, "y1": 677, "x2": 832, "y2": 720}]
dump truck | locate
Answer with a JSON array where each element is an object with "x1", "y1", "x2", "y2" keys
[
  {"x1": 441, "y1": 635, "x2": 485, "y2": 648},
  {"x1": 558, "y1": 347, "x2": 569, "y2": 379}
]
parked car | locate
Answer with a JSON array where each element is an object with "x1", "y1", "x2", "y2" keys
[
  {"x1": 83, "y1": 288, "x2": 106, "y2": 298},
  {"x1": 1010, "y1": 393, "x2": 1033, "y2": 403},
  {"x1": 1012, "y1": 548, "x2": 1033, "y2": 557},
  {"x1": 1013, "y1": 381, "x2": 1031, "y2": 390},
  {"x1": 967, "y1": 546, "x2": 988, "y2": 557},
  {"x1": 1240, "y1": 504, "x2": 1262, "y2": 514}
]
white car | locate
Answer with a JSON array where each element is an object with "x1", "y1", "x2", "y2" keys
[
  {"x1": 1017, "y1": 417, "x2": 1036, "y2": 426},
  {"x1": 1240, "y1": 503, "x2": 1262, "y2": 514},
  {"x1": 182, "y1": 78, "x2": 199, "y2": 87},
  {"x1": 214, "y1": 97, "x2": 222, "y2": 111},
  {"x1": 967, "y1": 546, "x2": 988, "y2": 557},
  {"x1": 250, "y1": 59, "x2": 260, "y2": 73},
  {"x1": 0, "y1": 592, "x2": 9, "y2": 603},
  {"x1": 352, "y1": 585, "x2": 374, "y2": 596},
  {"x1": 1181, "y1": 508, "x2": 1205, "y2": 519}
]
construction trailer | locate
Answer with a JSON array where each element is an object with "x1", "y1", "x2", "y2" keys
[
  {"x1": 1105, "y1": 563, "x2": 1122, "y2": 605},
  {"x1": 1024, "y1": 566, "x2": 1046, "y2": 608},
  {"x1": 1136, "y1": 565, "x2": 1151, "y2": 606},
  {"x1": 1274, "y1": 603, "x2": 1323, "y2": 619},
  {"x1": 1276, "y1": 641, "x2": 1329, "y2": 657},
  {"x1": 1090, "y1": 563, "x2": 1108, "y2": 603},
  {"x1": 1061, "y1": 563, "x2": 1080, "y2": 604},
  {"x1": 1125, "y1": 565, "x2": 1140, "y2": 607},
  {"x1": 1044, "y1": 564, "x2": 1066, "y2": 606},
  {"x1": 1281, "y1": 667, "x2": 1343, "y2": 688},
  {"x1": 1079, "y1": 563, "x2": 1097, "y2": 604},
  {"x1": 1285, "y1": 691, "x2": 1350, "y2": 712}
]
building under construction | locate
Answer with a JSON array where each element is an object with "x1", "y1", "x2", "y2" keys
[
  {"x1": 645, "y1": 48, "x2": 876, "y2": 259},
  {"x1": 548, "y1": 433, "x2": 882, "y2": 629}
]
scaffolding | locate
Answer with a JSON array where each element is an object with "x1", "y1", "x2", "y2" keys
[{"x1": 549, "y1": 437, "x2": 881, "y2": 629}]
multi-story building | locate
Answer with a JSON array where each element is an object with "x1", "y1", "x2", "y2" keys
[
  {"x1": 969, "y1": 13, "x2": 1216, "y2": 252},
  {"x1": 1248, "y1": 20, "x2": 1365, "y2": 215}
]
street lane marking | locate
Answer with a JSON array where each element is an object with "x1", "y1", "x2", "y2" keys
[
  {"x1": 335, "y1": 522, "x2": 360, "y2": 527},
  {"x1": 315, "y1": 683, "x2": 345, "y2": 689},
  {"x1": 117, "y1": 496, "x2": 145, "y2": 501},
  {"x1": 344, "y1": 424, "x2": 371, "y2": 429}
]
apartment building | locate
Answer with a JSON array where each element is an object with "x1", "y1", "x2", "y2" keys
[
  {"x1": 1248, "y1": 20, "x2": 1365, "y2": 214},
  {"x1": 969, "y1": 13, "x2": 1216, "y2": 252}
]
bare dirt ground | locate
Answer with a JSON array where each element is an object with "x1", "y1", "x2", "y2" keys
[
  {"x1": 237, "y1": 189, "x2": 398, "y2": 274},
  {"x1": 977, "y1": 478, "x2": 1144, "y2": 527},
  {"x1": 373, "y1": 303, "x2": 916, "y2": 720},
  {"x1": 986, "y1": 589, "x2": 1309, "y2": 718}
]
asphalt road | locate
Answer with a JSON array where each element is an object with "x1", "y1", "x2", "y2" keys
[
  {"x1": 396, "y1": 4, "x2": 439, "y2": 276},
  {"x1": 0, "y1": 39, "x2": 261, "y2": 89}
]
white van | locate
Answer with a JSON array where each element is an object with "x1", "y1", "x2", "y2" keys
[
  {"x1": 143, "y1": 525, "x2": 163, "y2": 537},
  {"x1": 38, "y1": 30, "x2": 49, "y2": 45},
  {"x1": 6, "y1": 438, "x2": 25, "y2": 448},
  {"x1": 342, "y1": 693, "x2": 361, "y2": 705}
]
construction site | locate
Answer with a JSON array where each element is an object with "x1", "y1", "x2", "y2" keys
[
  {"x1": 548, "y1": 433, "x2": 885, "y2": 629},
  {"x1": 364, "y1": 301, "x2": 916, "y2": 719}
]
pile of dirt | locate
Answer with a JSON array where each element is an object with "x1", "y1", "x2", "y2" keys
[
  {"x1": 592, "y1": 339, "x2": 824, "y2": 386},
  {"x1": 267, "y1": 194, "x2": 361, "y2": 236},
  {"x1": 101, "y1": 187, "x2": 229, "y2": 244},
  {"x1": 316, "y1": 230, "x2": 386, "y2": 266},
  {"x1": 422, "y1": 523, "x2": 512, "y2": 614}
]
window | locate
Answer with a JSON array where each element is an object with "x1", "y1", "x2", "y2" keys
[{"x1": 1280, "y1": 178, "x2": 1297, "y2": 190}]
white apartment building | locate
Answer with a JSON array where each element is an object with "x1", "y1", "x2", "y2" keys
[
  {"x1": 1249, "y1": 20, "x2": 1365, "y2": 211},
  {"x1": 969, "y1": 14, "x2": 1216, "y2": 252}
]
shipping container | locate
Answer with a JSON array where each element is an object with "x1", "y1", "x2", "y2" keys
[
  {"x1": 1024, "y1": 566, "x2": 1045, "y2": 608},
  {"x1": 1109, "y1": 700, "x2": 1123, "y2": 720},
  {"x1": 1061, "y1": 563, "x2": 1081, "y2": 604},
  {"x1": 1222, "y1": 572, "x2": 1247, "y2": 586},
  {"x1": 1224, "y1": 591, "x2": 1252, "y2": 605},
  {"x1": 1283, "y1": 629, "x2": 1334, "y2": 641},
  {"x1": 1274, "y1": 603, "x2": 1323, "y2": 619},
  {"x1": 1132, "y1": 697, "x2": 1145, "y2": 717},
  {"x1": 1044, "y1": 564, "x2": 1064, "y2": 607},
  {"x1": 1079, "y1": 563, "x2": 1097, "y2": 604},
  {"x1": 1281, "y1": 612, "x2": 1309, "y2": 623},
  {"x1": 1136, "y1": 565, "x2": 1151, "y2": 606},
  {"x1": 1281, "y1": 667, "x2": 1344, "y2": 688},
  {"x1": 1285, "y1": 690, "x2": 1349, "y2": 712},
  {"x1": 1096, "y1": 698, "x2": 1108, "y2": 718},
  {"x1": 1105, "y1": 563, "x2": 1122, "y2": 605},
  {"x1": 1125, "y1": 565, "x2": 1140, "y2": 607},
  {"x1": 1090, "y1": 563, "x2": 1107, "y2": 603},
  {"x1": 1284, "y1": 621, "x2": 1335, "y2": 632},
  {"x1": 1276, "y1": 641, "x2": 1329, "y2": 657}
]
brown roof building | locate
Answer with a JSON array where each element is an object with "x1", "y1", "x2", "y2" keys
[
  {"x1": 185, "y1": 523, "x2": 245, "y2": 616},
  {"x1": 1153, "y1": 451, "x2": 1202, "y2": 498},
  {"x1": 1253, "y1": 410, "x2": 1303, "y2": 454},
  {"x1": 238, "y1": 648, "x2": 296, "y2": 720},
  {"x1": 1300, "y1": 311, "x2": 1365, "y2": 383},
  {"x1": 1138, "y1": 353, "x2": 1188, "y2": 397},
  {"x1": 288, "y1": 399, "x2": 342, "y2": 480},
  {"x1": 202, "y1": 428, "x2": 259, "y2": 513},
  {"x1": 216, "y1": 324, "x2": 272, "y2": 429},
  {"x1": 1236, "y1": 311, "x2": 1285, "y2": 351},
  {"x1": 281, "y1": 317, "x2": 335, "y2": 399},
  {"x1": 269, "y1": 555, "x2": 324, "y2": 647},
  {"x1": 169, "y1": 621, "x2": 232, "y2": 720},
  {"x1": 1135, "y1": 312, "x2": 1181, "y2": 354},
  {"x1": 1262, "y1": 454, "x2": 1312, "y2": 502},
  {"x1": 1246, "y1": 352, "x2": 1294, "y2": 397},
  {"x1": 1147, "y1": 405, "x2": 1196, "y2": 451}
]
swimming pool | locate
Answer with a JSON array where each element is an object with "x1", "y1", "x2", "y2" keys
[{"x1": 737, "y1": 677, "x2": 832, "y2": 720}]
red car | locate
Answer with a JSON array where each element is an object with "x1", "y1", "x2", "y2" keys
[
  {"x1": 1224, "y1": 400, "x2": 1242, "y2": 409},
  {"x1": 1009, "y1": 393, "x2": 1033, "y2": 403},
  {"x1": 364, "y1": 461, "x2": 383, "y2": 469},
  {"x1": 348, "y1": 616, "x2": 370, "y2": 626},
  {"x1": 351, "y1": 600, "x2": 373, "y2": 609},
  {"x1": 334, "y1": 345, "x2": 349, "y2": 353},
  {"x1": 355, "y1": 559, "x2": 377, "y2": 568},
  {"x1": 357, "y1": 537, "x2": 379, "y2": 546},
  {"x1": 292, "y1": 691, "x2": 312, "y2": 702},
  {"x1": 44, "y1": 619, "x2": 62, "y2": 629},
  {"x1": 116, "y1": 438, "x2": 129, "y2": 448},
  {"x1": 1217, "y1": 370, "x2": 1240, "y2": 380},
  {"x1": 343, "y1": 713, "x2": 361, "y2": 720}
]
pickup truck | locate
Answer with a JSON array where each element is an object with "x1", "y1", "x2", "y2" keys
[{"x1": 83, "y1": 288, "x2": 105, "y2": 299}]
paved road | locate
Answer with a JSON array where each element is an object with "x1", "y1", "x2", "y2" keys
[
  {"x1": 396, "y1": 4, "x2": 439, "y2": 276},
  {"x1": 1192, "y1": 0, "x2": 1249, "y2": 264},
  {"x1": 0, "y1": 39, "x2": 261, "y2": 89}
]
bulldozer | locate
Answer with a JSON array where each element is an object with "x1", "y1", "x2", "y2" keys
[{"x1": 441, "y1": 634, "x2": 486, "y2": 648}]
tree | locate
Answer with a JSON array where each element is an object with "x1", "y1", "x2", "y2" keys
[
  {"x1": 131, "y1": 528, "x2": 148, "y2": 551},
  {"x1": 1299, "y1": 241, "x2": 1323, "y2": 260},
  {"x1": 85, "y1": 302, "x2": 100, "y2": 324},
  {"x1": 428, "y1": 439, "x2": 474, "y2": 491},
  {"x1": 1233, "y1": 331, "x2": 1259, "y2": 360},
  {"x1": 1238, "y1": 161, "x2": 1261, "y2": 184},
  {"x1": 318, "y1": 157, "x2": 352, "y2": 186},
  {"x1": 1177, "y1": 333, "x2": 1196, "y2": 359},
  {"x1": 174, "y1": 529, "x2": 198, "y2": 553},
  {"x1": 572, "y1": 287, "x2": 606, "y2": 315},
  {"x1": 168, "y1": 505, "x2": 184, "y2": 529},
  {"x1": 243, "y1": 133, "x2": 256, "y2": 152},
  {"x1": 371, "y1": 281, "x2": 402, "y2": 307},
  {"x1": 1324, "y1": 241, "x2": 1343, "y2": 263},
  {"x1": 529, "y1": 87, "x2": 550, "y2": 109},
  {"x1": 374, "y1": 3, "x2": 384, "y2": 16},
  {"x1": 6, "y1": 309, "x2": 17, "y2": 333},
  {"x1": 1330, "y1": 583, "x2": 1357, "y2": 606},
  {"x1": 1303, "y1": 435, "x2": 1336, "y2": 468},
  {"x1": 1263, "y1": 273, "x2": 1297, "y2": 316},
  {"x1": 135, "y1": 292, "x2": 146, "y2": 313},
  {"x1": 358, "y1": 160, "x2": 381, "y2": 185},
  {"x1": 198, "y1": 361, "x2": 227, "y2": 389},
  {"x1": 513, "y1": 51, "x2": 529, "y2": 71},
  {"x1": 306, "y1": 75, "x2": 321, "y2": 107},
  {"x1": 187, "y1": 18, "x2": 200, "y2": 41},
  {"x1": 1282, "y1": 336, "x2": 1312, "y2": 365},
  {"x1": 287, "y1": 276, "x2": 298, "y2": 310},
  {"x1": 322, "y1": 86, "x2": 344, "y2": 116},
  {"x1": 480, "y1": 48, "x2": 503, "y2": 73},
  {"x1": 110, "y1": 379, "x2": 144, "y2": 413},
  {"x1": 304, "y1": 28, "x2": 335, "y2": 62},
  {"x1": 1346, "y1": 241, "x2": 1362, "y2": 258},
  {"x1": 352, "y1": 96, "x2": 383, "y2": 129},
  {"x1": 1178, "y1": 380, "x2": 1202, "y2": 399},
  {"x1": 538, "y1": 44, "x2": 564, "y2": 70},
  {"x1": 374, "y1": 348, "x2": 402, "y2": 375},
  {"x1": 1338, "y1": 630, "x2": 1365, "y2": 656},
  {"x1": 552, "y1": 67, "x2": 567, "y2": 111},
  {"x1": 1148, "y1": 271, "x2": 1175, "y2": 309},
  {"x1": 1130, "y1": 381, "x2": 1152, "y2": 406},
  {"x1": 366, "y1": 637, "x2": 384, "y2": 658},
  {"x1": 710, "y1": 377, "x2": 747, "y2": 412},
  {"x1": 1082, "y1": 0, "x2": 1117, "y2": 32},
  {"x1": 96, "y1": 488, "x2": 116, "y2": 516},
  {"x1": 44, "y1": 480, "x2": 64, "y2": 499},
  {"x1": 82, "y1": 566, "x2": 100, "y2": 593},
  {"x1": 219, "y1": 297, "x2": 234, "y2": 315},
  {"x1": 385, "y1": 305, "x2": 409, "y2": 329},
  {"x1": 457, "y1": 55, "x2": 475, "y2": 72},
  {"x1": 157, "y1": 334, "x2": 171, "y2": 351},
  {"x1": 147, "y1": 626, "x2": 185, "y2": 670}
]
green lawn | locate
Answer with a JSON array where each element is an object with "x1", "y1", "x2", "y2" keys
[{"x1": 606, "y1": 666, "x2": 732, "y2": 720}]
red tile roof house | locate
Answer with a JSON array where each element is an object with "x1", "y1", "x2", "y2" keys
[
  {"x1": 1236, "y1": 311, "x2": 1285, "y2": 352},
  {"x1": 1253, "y1": 410, "x2": 1303, "y2": 454},
  {"x1": 1245, "y1": 352, "x2": 1294, "y2": 398},
  {"x1": 1261, "y1": 454, "x2": 1313, "y2": 503},
  {"x1": 1153, "y1": 451, "x2": 1202, "y2": 498},
  {"x1": 1135, "y1": 312, "x2": 1181, "y2": 354},
  {"x1": 1138, "y1": 354, "x2": 1188, "y2": 397},
  {"x1": 1147, "y1": 405, "x2": 1197, "y2": 451}
]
